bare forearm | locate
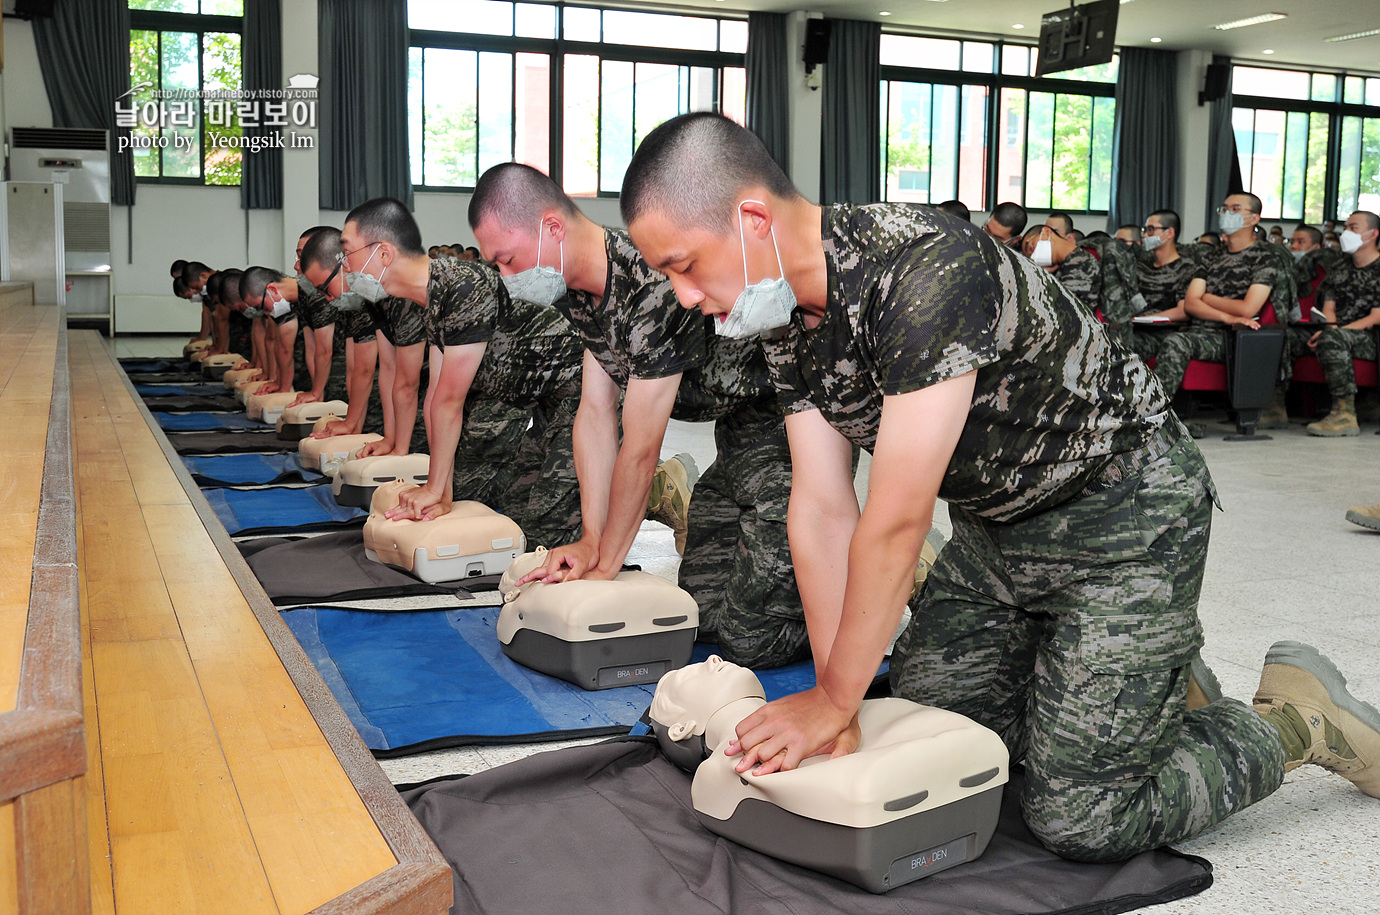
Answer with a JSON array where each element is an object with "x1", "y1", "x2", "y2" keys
[
  {"x1": 391, "y1": 381, "x2": 417, "y2": 454},
  {"x1": 787, "y1": 495, "x2": 860, "y2": 680},
  {"x1": 424, "y1": 393, "x2": 465, "y2": 496},
  {"x1": 571, "y1": 403, "x2": 618, "y2": 541},
  {"x1": 593, "y1": 439, "x2": 661, "y2": 575},
  {"x1": 343, "y1": 341, "x2": 374, "y2": 434},
  {"x1": 313, "y1": 332, "x2": 332, "y2": 398}
]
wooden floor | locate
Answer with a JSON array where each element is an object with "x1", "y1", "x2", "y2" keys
[{"x1": 68, "y1": 332, "x2": 401, "y2": 914}]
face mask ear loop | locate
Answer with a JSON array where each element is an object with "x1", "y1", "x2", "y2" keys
[{"x1": 738, "y1": 199, "x2": 785, "y2": 285}]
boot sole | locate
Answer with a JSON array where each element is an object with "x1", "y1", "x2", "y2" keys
[
  {"x1": 671, "y1": 452, "x2": 700, "y2": 490},
  {"x1": 1345, "y1": 510, "x2": 1380, "y2": 531},
  {"x1": 1262, "y1": 641, "x2": 1380, "y2": 736},
  {"x1": 1305, "y1": 427, "x2": 1360, "y2": 437}
]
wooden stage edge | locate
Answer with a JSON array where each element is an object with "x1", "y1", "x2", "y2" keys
[{"x1": 102, "y1": 347, "x2": 451, "y2": 915}]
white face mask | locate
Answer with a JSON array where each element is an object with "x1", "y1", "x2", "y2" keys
[
  {"x1": 502, "y1": 221, "x2": 567, "y2": 308},
  {"x1": 266, "y1": 289, "x2": 291, "y2": 319},
  {"x1": 1219, "y1": 209, "x2": 1246, "y2": 235},
  {"x1": 243, "y1": 306, "x2": 263, "y2": 318},
  {"x1": 345, "y1": 243, "x2": 389, "y2": 303},
  {"x1": 715, "y1": 200, "x2": 797, "y2": 340},
  {"x1": 1340, "y1": 229, "x2": 1366, "y2": 254},
  {"x1": 1031, "y1": 238, "x2": 1054, "y2": 267},
  {"x1": 189, "y1": 293, "x2": 203, "y2": 303},
  {"x1": 1142, "y1": 234, "x2": 1163, "y2": 252}
]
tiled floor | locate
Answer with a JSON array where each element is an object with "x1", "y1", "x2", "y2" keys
[{"x1": 113, "y1": 334, "x2": 1380, "y2": 914}]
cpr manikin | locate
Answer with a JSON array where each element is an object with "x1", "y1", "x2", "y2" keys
[
  {"x1": 272, "y1": 400, "x2": 349, "y2": 439},
  {"x1": 331, "y1": 452, "x2": 430, "y2": 508},
  {"x1": 363, "y1": 480, "x2": 524, "y2": 583},
  {"x1": 494, "y1": 550, "x2": 698, "y2": 690},
  {"x1": 222, "y1": 367, "x2": 262, "y2": 387},
  {"x1": 246, "y1": 390, "x2": 298, "y2": 422},
  {"x1": 200, "y1": 353, "x2": 245, "y2": 380},
  {"x1": 298, "y1": 428, "x2": 384, "y2": 473},
  {"x1": 648, "y1": 656, "x2": 1009, "y2": 893}
]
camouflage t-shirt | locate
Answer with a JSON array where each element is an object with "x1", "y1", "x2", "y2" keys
[
  {"x1": 1137, "y1": 254, "x2": 1198, "y2": 314},
  {"x1": 424, "y1": 256, "x2": 582, "y2": 407},
  {"x1": 297, "y1": 286, "x2": 339, "y2": 331},
  {"x1": 762, "y1": 204, "x2": 1169, "y2": 523},
  {"x1": 1079, "y1": 236, "x2": 1143, "y2": 325},
  {"x1": 1052, "y1": 247, "x2": 1100, "y2": 315},
  {"x1": 1318, "y1": 256, "x2": 1380, "y2": 325},
  {"x1": 559, "y1": 229, "x2": 775, "y2": 423},
  {"x1": 361, "y1": 295, "x2": 427, "y2": 348},
  {"x1": 339, "y1": 306, "x2": 378, "y2": 345},
  {"x1": 1193, "y1": 239, "x2": 1281, "y2": 323}
]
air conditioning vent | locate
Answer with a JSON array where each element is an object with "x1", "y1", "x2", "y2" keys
[
  {"x1": 11, "y1": 127, "x2": 108, "y2": 150},
  {"x1": 64, "y1": 202, "x2": 111, "y2": 252}
]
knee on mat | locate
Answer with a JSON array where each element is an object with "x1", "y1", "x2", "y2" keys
[
  {"x1": 714, "y1": 621, "x2": 811, "y2": 671},
  {"x1": 1021, "y1": 784, "x2": 1148, "y2": 864}
]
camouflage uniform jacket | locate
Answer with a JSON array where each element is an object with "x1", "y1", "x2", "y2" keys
[
  {"x1": 560, "y1": 229, "x2": 776, "y2": 423},
  {"x1": 761, "y1": 203, "x2": 1168, "y2": 524},
  {"x1": 1079, "y1": 235, "x2": 1143, "y2": 325},
  {"x1": 296, "y1": 286, "x2": 339, "y2": 331},
  {"x1": 1317, "y1": 256, "x2": 1380, "y2": 325},
  {"x1": 360, "y1": 295, "x2": 427, "y2": 348},
  {"x1": 1191, "y1": 239, "x2": 1283, "y2": 325},
  {"x1": 423, "y1": 255, "x2": 582, "y2": 409},
  {"x1": 1136, "y1": 252, "x2": 1199, "y2": 314}
]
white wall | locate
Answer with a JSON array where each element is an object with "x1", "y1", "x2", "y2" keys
[
  {"x1": 3, "y1": 20, "x2": 52, "y2": 133},
  {"x1": 1176, "y1": 49, "x2": 1215, "y2": 238}
]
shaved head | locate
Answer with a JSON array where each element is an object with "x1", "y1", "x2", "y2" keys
[
  {"x1": 469, "y1": 163, "x2": 578, "y2": 231},
  {"x1": 241, "y1": 266, "x2": 286, "y2": 303},
  {"x1": 300, "y1": 227, "x2": 343, "y2": 274},
  {"x1": 621, "y1": 112, "x2": 800, "y2": 235},
  {"x1": 343, "y1": 197, "x2": 424, "y2": 256}
]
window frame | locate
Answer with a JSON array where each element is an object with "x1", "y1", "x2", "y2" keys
[
  {"x1": 129, "y1": 8, "x2": 244, "y2": 187},
  {"x1": 408, "y1": 3, "x2": 747, "y2": 196},
  {"x1": 1233, "y1": 73, "x2": 1380, "y2": 222},
  {"x1": 879, "y1": 40, "x2": 1117, "y2": 215}
]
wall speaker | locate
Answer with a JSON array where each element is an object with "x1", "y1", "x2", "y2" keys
[{"x1": 803, "y1": 19, "x2": 831, "y2": 74}]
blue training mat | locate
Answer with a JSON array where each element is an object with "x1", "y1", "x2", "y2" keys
[
  {"x1": 184, "y1": 453, "x2": 323, "y2": 487},
  {"x1": 135, "y1": 383, "x2": 227, "y2": 397},
  {"x1": 202, "y1": 484, "x2": 366, "y2": 535},
  {"x1": 156, "y1": 411, "x2": 264, "y2": 432},
  {"x1": 120, "y1": 358, "x2": 188, "y2": 373},
  {"x1": 279, "y1": 604, "x2": 869, "y2": 757}
]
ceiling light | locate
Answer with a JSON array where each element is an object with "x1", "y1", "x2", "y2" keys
[
  {"x1": 1326, "y1": 28, "x2": 1380, "y2": 42},
  {"x1": 1262, "y1": 49, "x2": 1274, "y2": 54},
  {"x1": 1150, "y1": 36, "x2": 1161, "y2": 43},
  {"x1": 1013, "y1": 23, "x2": 1025, "y2": 29},
  {"x1": 1214, "y1": 13, "x2": 1287, "y2": 30},
  {"x1": 879, "y1": 10, "x2": 891, "y2": 16}
]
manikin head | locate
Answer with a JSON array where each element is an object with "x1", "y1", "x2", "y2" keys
[{"x1": 649, "y1": 655, "x2": 765, "y2": 771}]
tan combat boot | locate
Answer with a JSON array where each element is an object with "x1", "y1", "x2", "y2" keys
[
  {"x1": 648, "y1": 453, "x2": 698, "y2": 554},
  {"x1": 1305, "y1": 395, "x2": 1360, "y2": 437},
  {"x1": 1258, "y1": 386, "x2": 1290, "y2": 429},
  {"x1": 1344, "y1": 502, "x2": 1380, "y2": 531},
  {"x1": 1254, "y1": 641, "x2": 1380, "y2": 796}
]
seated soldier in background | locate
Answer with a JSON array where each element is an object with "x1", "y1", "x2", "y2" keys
[
  {"x1": 1022, "y1": 221, "x2": 1141, "y2": 348},
  {"x1": 1153, "y1": 193, "x2": 1289, "y2": 434},
  {"x1": 1132, "y1": 209, "x2": 1200, "y2": 361},
  {"x1": 1045, "y1": 211, "x2": 1075, "y2": 237},
  {"x1": 470, "y1": 163, "x2": 808, "y2": 669},
  {"x1": 340, "y1": 198, "x2": 586, "y2": 546},
  {"x1": 1303, "y1": 211, "x2": 1380, "y2": 437},
  {"x1": 302, "y1": 228, "x2": 434, "y2": 456},
  {"x1": 981, "y1": 201, "x2": 1027, "y2": 249},
  {"x1": 1291, "y1": 225, "x2": 1346, "y2": 320},
  {"x1": 1115, "y1": 224, "x2": 1142, "y2": 248},
  {"x1": 934, "y1": 199, "x2": 971, "y2": 222},
  {"x1": 1198, "y1": 232, "x2": 1223, "y2": 249}
]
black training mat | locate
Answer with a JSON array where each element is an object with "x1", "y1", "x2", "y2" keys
[
  {"x1": 165, "y1": 429, "x2": 297, "y2": 455},
  {"x1": 128, "y1": 371, "x2": 204, "y2": 384},
  {"x1": 238, "y1": 531, "x2": 499, "y2": 604},
  {"x1": 403, "y1": 739, "x2": 1213, "y2": 915},
  {"x1": 141, "y1": 394, "x2": 242, "y2": 412}
]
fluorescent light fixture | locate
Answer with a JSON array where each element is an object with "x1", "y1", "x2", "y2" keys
[
  {"x1": 1214, "y1": 13, "x2": 1286, "y2": 30},
  {"x1": 1012, "y1": 23, "x2": 1025, "y2": 29},
  {"x1": 1262, "y1": 48, "x2": 1274, "y2": 54},
  {"x1": 1326, "y1": 28, "x2": 1380, "y2": 42},
  {"x1": 879, "y1": 10, "x2": 891, "y2": 15},
  {"x1": 1150, "y1": 36, "x2": 1161, "y2": 42}
]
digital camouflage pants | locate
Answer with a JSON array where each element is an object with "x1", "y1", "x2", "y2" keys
[
  {"x1": 1312, "y1": 326, "x2": 1377, "y2": 397},
  {"x1": 1151, "y1": 325, "x2": 1227, "y2": 400},
  {"x1": 890, "y1": 428, "x2": 1285, "y2": 862},
  {"x1": 678, "y1": 406, "x2": 806, "y2": 670},
  {"x1": 502, "y1": 396, "x2": 583, "y2": 549}
]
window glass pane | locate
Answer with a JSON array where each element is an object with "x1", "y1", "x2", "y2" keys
[
  {"x1": 688, "y1": 66, "x2": 717, "y2": 114},
  {"x1": 160, "y1": 30, "x2": 199, "y2": 179},
  {"x1": 1336, "y1": 116, "x2": 1362, "y2": 218},
  {"x1": 929, "y1": 84, "x2": 958, "y2": 203},
  {"x1": 962, "y1": 41, "x2": 993, "y2": 74},
  {"x1": 562, "y1": 54, "x2": 599, "y2": 195},
  {"x1": 880, "y1": 35, "x2": 960, "y2": 70},
  {"x1": 1281, "y1": 111, "x2": 1309, "y2": 219},
  {"x1": 721, "y1": 66, "x2": 746, "y2": 125},
  {"x1": 1232, "y1": 107, "x2": 1256, "y2": 187},
  {"x1": 720, "y1": 20, "x2": 748, "y2": 54},
  {"x1": 1368, "y1": 79, "x2": 1380, "y2": 108},
  {"x1": 408, "y1": 48, "x2": 424, "y2": 185},
  {"x1": 1310, "y1": 73, "x2": 1336, "y2": 102},
  {"x1": 1360, "y1": 119, "x2": 1380, "y2": 216},
  {"x1": 1025, "y1": 92, "x2": 1054, "y2": 210},
  {"x1": 1089, "y1": 95, "x2": 1114, "y2": 211},
  {"x1": 130, "y1": 0, "x2": 195, "y2": 11},
  {"x1": 514, "y1": 3, "x2": 556, "y2": 39},
  {"x1": 633, "y1": 63, "x2": 686, "y2": 156},
  {"x1": 1232, "y1": 66, "x2": 1308, "y2": 100},
  {"x1": 884, "y1": 81, "x2": 931, "y2": 203},
  {"x1": 200, "y1": 0, "x2": 242, "y2": 14},
  {"x1": 129, "y1": 29, "x2": 161, "y2": 178},
  {"x1": 1052, "y1": 93, "x2": 1091, "y2": 210},
  {"x1": 423, "y1": 48, "x2": 478, "y2": 186},
  {"x1": 513, "y1": 52, "x2": 550, "y2": 173},
  {"x1": 996, "y1": 87, "x2": 1026, "y2": 203},
  {"x1": 202, "y1": 31, "x2": 241, "y2": 186},
  {"x1": 599, "y1": 60, "x2": 634, "y2": 193},
  {"x1": 602, "y1": 10, "x2": 717, "y2": 51},
  {"x1": 957, "y1": 84, "x2": 988, "y2": 209},
  {"x1": 410, "y1": 0, "x2": 512, "y2": 35},
  {"x1": 1342, "y1": 76, "x2": 1363, "y2": 105},
  {"x1": 1047, "y1": 55, "x2": 1117, "y2": 83},
  {"x1": 478, "y1": 51, "x2": 513, "y2": 177},
  {"x1": 563, "y1": 6, "x2": 600, "y2": 42},
  {"x1": 1249, "y1": 109, "x2": 1286, "y2": 219},
  {"x1": 1001, "y1": 44, "x2": 1029, "y2": 77},
  {"x1": 1304, "y1": 112, "x2": 1328, "y2": 224}
]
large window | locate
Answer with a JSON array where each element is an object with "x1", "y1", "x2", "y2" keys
[
  {"x1": 408, "y1": 0, "x2": 746, "y2": 195},
  {"x1": 880, "y1": 35, "x2": 1116, "y2": 213},
  {"x1": 128, "y1": 1, "x2": 244, "y2": 185},
  {"x1": 1233, "y1": 66, "x2": 1380, "y2": 222}
]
